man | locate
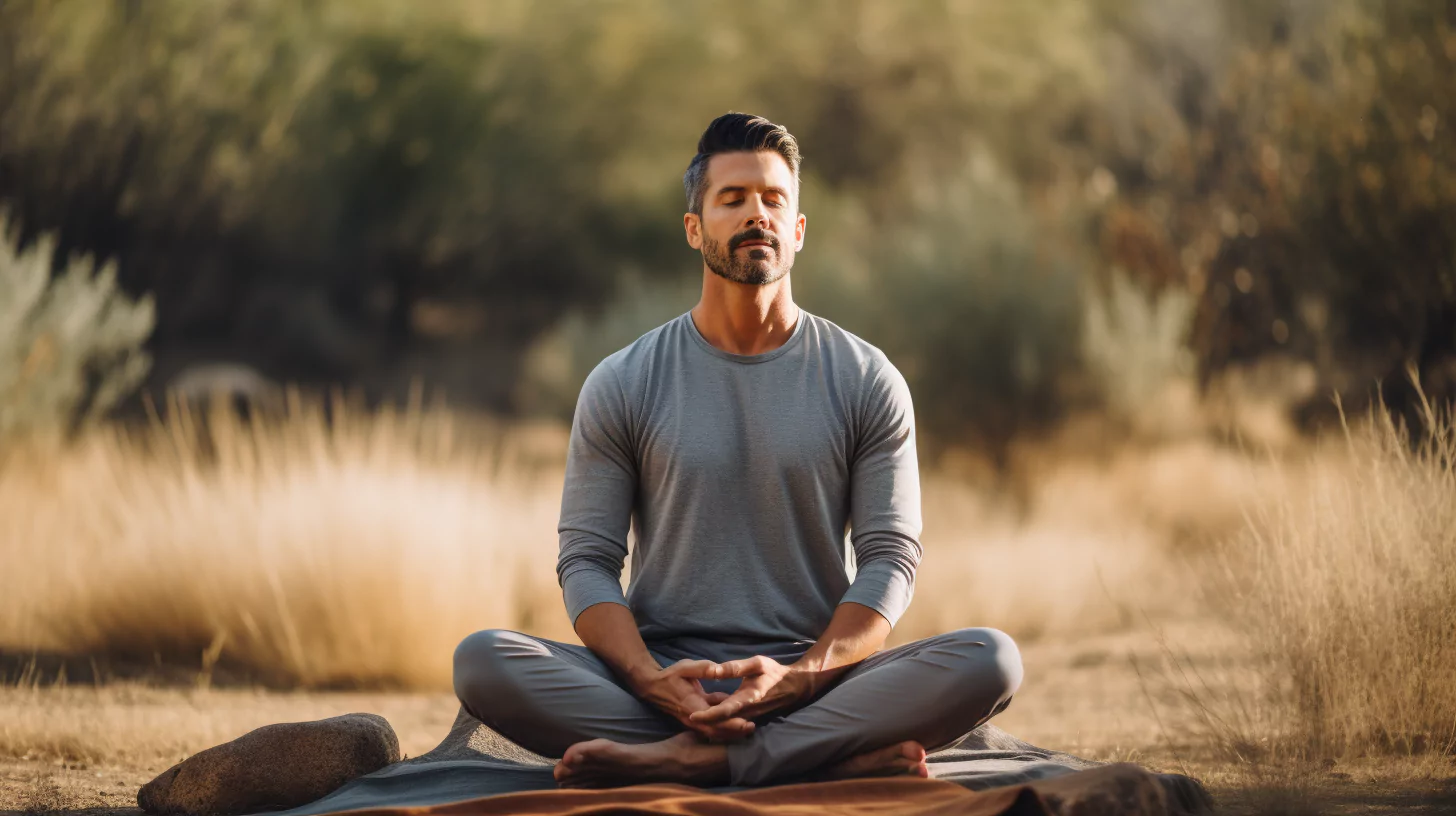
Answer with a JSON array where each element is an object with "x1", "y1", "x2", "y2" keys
[{"x1": 453, "y1": 112, "x2": 1022, "y2": 789}]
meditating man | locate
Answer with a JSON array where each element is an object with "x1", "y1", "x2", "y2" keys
[{"x1": 452, "y1": 112, "x2": 1022, "y2": 788}]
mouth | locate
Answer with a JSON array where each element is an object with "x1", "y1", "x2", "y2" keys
[{"x1": 736, "y1": 240, "x2": 773, "y2": 250}]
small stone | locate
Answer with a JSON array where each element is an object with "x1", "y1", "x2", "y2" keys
[{"x1": 137, "y1": 713, "x2": 400, "y2": 816}]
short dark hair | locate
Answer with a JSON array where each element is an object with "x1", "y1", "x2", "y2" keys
[{"x1": 683, "y1": 112, "x2": 801, "y2": 215}]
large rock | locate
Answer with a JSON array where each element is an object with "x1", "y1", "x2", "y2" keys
[{"x1": 138, "y1": 713, "x2": 400, "y2": 816}]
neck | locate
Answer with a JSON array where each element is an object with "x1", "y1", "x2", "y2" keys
[{"x1": 690, "y1": 267, "x2": 800, "y2": 356}]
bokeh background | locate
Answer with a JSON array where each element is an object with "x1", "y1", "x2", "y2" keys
[
  {"x1": 2, "y1": 1, "x2": 1455, "y2": 803},
  {"x1": 6, "y1": 0, "x2": 1454, "y2": 445}
]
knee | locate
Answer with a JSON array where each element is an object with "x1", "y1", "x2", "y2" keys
[
  {"x1": 944, "y1": 627, "x2": 1023, "y2": 701},
  {"x1": 452, "y1": 628, "x2": 525, "y2": 705}
]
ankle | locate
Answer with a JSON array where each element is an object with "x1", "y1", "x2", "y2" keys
[{"x1": 671, "y1": 735, "x2": 729, "y2": 779}]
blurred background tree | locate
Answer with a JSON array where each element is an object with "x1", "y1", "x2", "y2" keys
[
  {"x1": 1091, "y1": 0, "x2": 1456, "y2": 428},
  {"x1": 1, "y1": 0, "x2": 1452, "y2": 453},
  {"x1": 0, "y1": 216, "x2": 155, "y2": 443}
]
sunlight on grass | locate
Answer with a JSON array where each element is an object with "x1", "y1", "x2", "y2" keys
[
  {"x1": 1224, "y1": 388, "x2": 1456, "y2": 760},
  {"x1": 0, "y1": 393, "x2": 571, "y2": 689}
]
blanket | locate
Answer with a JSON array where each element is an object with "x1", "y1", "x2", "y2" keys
[{"x1": 266, "y1": 708, "x2": 1212, "y2": 816}]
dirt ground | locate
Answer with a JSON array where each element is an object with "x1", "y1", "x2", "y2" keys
[{"x1": 3, "y1": 625, "x2": 1454, "y2": 816}]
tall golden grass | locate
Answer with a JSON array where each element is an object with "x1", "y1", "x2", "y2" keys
[
  {"x1": 1214, "y1": 392, "x2": 1456, "y2": 760},
  {"x1": 0, "y1": 393, "x2": 572, "y2": 689}
]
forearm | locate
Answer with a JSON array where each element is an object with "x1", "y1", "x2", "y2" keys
[
  {"x1": 790, "y1": 601, "x2": 891, "y2": 694},
  {"x1": 573, "y1": 600, "x2": 660, "y2": 692}
]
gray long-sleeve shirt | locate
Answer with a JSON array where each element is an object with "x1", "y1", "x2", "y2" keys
[{"x1": 556, "y1": 309, "x2": 923, "y2": 645}]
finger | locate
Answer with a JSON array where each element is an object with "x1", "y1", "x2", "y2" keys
[
  {"x1": 670, "y1": 659, "x2": 721, "y2": 679},
  {"x1": 690, "y1": 697, "x2": 745, "y2": 723},
  {"x1": 694, "y1": 717, "x2": 755, "y2": 741},
  {"x1": 700, "y1": 683, "x2": 791, "y2": 724},
  {"x1": 704, "y1": 692, "x2": 732, "y2": 704},
  {"x1": 682, "y1": 689, "x2": 715, "y2": 715},
  {"x1": 688, "y1": 696, "x2": 738, "y2": 721},
  {"x1": 684, "y1": 704, "x2": 751, "y2": 730},
  {"x1": 732, "y1": 701, "x2": 774, "y2": 722},
  {"x1": 720, "y1": 718, "x2": 756, "y2": 739},
  {"x1": 691, "y1": 679, "x2": 773, "y2": 722},
  {"x1": 714, "y1": 656, "x2": 770, "y2": 678}
]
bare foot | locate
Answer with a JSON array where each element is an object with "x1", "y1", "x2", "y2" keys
[
  {"x1": 553, "y1": 731, "x2": 729, "y2": 789},
  {"x1": 816, "y1": 741, "x2": 929, "y2": 781}
]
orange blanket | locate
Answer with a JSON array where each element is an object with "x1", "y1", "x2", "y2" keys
[{"x1": 336, "y1": 764, "x2": 1180, "y2": 816}]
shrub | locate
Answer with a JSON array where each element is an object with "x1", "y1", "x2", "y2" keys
[
  {"x1": 1223, "y1": 384, "x2": 1456, "y2": 757},
  {"x1": 1081, "y1": 267, "x2": 1197, "y2": 435},
  {"x1": 795, "y1": 158, "x2": 1087, "y2": 462},
  {"x1": 0, "y1": 219, "x2": 154, "y2": 442}
]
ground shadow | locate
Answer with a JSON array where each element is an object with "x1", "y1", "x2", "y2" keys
[
  {"x1": 1215, "y1": 778, "x2": 1456, "y2": 816},
  {"x1": 0, "y1": 649, "x2": 398, "y2": 691},
  {"x1": 1, "y1": 649, "x2": 268, "y2": 690}
]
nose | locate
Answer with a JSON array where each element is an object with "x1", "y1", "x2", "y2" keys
[{"x1": 743, "y1": 198, "x2": 771, "y2": 230}]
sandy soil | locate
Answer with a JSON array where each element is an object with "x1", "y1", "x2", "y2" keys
[{"x1": 3, "y1": 626, "x2": 1453, "y2": 816}]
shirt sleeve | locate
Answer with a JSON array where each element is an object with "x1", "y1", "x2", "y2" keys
[
  {"x1": 840, "y1": 359, "x2": 923, "y2": 626},
  {"x1": 556, "y1": 359, "x2": 637, "y2": 624}
]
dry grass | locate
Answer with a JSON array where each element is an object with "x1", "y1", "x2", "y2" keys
[
  {"x1": 901, "y1": 474, "x2": 1186, "y2": 643},
  {"x1": 897, "y1": 433, "x2": 1280, "y2": 645},
  {"x1": 1207, "y1": 393, "x2": 1456, "y2": 762},
  {"x1": 0, "y1": 393, "x2": 573, "y2": 690},
  {"x1": 0, "y1": 680, "x2": 456, "y2": 768},
  {"x1": 17, "y1": 771, "x2": 80, "y2": 816}
]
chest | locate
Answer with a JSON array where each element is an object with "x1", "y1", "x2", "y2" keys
[{"x1": 636, "y1": 366, "x2": 854, "y2": 484}]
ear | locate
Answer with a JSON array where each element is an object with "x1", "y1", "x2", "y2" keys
[
  {"x1": 794, "y1": 211, "x2": 806, "y2": 251},
  {"x1": 684, "y1": 212, "x2": 704, "y2": 250}
]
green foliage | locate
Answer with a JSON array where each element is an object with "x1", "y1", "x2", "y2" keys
[
  {"x1": 0, "y1": 0, "x2": 673, "y2": 386},
  {"x1": 0, "y1": 1, "x2": 1114, "y2": 413},
  {"x1": 1092, "y1": 0, "x2": 1456, "y2": 419},
  {"x1": 1081, "y1": 268, "x2": 1196, "y2": 430},
  {"x1": 797, "y1": 157, "x2": 1087, "y2": 459},
  {"x1": 0, "y1": 218, "x2": 155, "y2": 441}
]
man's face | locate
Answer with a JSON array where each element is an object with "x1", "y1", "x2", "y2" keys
[{"x1": 685, "y1": 151, "x2": 806, "y2": 286}]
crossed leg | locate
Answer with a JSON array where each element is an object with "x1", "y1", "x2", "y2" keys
[
  {"x1": 451, "y1": 629, "x2": 680, "y2": 754},
  {"x1": 452, "y1": 627, "x2": 1022, "y2": 787}
]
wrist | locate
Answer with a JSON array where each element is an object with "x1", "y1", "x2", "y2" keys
[
  {"x1": 787, "y1": 662, "x2": 828, "y2": 698},
  {"x1": 624, "y1": 660, "x2": 662, "y2": 692}
]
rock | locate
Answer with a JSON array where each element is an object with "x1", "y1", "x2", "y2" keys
[{"x1": 137, "y1": 713, "x2": 400, "y2": 816}]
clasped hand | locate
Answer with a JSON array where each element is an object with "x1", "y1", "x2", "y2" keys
[{"x1": 634, "y1": 656, "x2": 815, "y2": 743}]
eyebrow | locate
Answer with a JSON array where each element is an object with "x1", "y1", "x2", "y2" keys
[{"x1": 715, "y1": 185, "x2": 790, "y2": 198}]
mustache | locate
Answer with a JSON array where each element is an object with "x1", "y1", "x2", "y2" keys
[{"x1": 729, "y1": 229, "x2": 780, "y2": 252}]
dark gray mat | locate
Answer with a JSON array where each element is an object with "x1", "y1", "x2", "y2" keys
[{"x1": 268, "y1": 707, "x2": 1210, "y2": 815}]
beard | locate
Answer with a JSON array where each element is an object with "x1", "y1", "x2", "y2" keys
[{"x1": 702, "y1": 227, "x2": 793, "y2": 286}]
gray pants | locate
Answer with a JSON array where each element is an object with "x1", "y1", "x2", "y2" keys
[{"x1": 452, "y1": 627, "x2": 1022, "y2": 786}]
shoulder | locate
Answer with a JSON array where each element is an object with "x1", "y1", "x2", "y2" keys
[
  {"x1": 802, "y1": 311, "x2": 911, "y2": 399},
  {"x1": 580, "y1": 313, "x2": 687, "y2": 399}
]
